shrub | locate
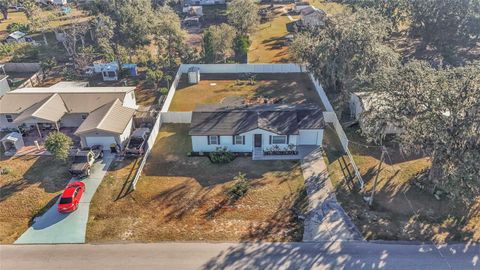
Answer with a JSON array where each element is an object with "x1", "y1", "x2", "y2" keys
[
  {"x1": 44, "y1": 131, "x2": 73, "y2": 161},
  {"x1": 0, "y1": 166, "x2": 12, "y2": 175},
  {"x1": 228, "y1": 172, "x2": 250, "y2": 199},
  {"x1": 6, "y1": 23, "x2": 30, "y2": 33},
  {"x1": 209, "y1": 147, "x2": 236, "y2": 164},
  {"x1": 159, "y1": 87, "x2": 169, "y2": 95}
]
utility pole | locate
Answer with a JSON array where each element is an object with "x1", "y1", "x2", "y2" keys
[{"x1": 366, "y1": 146, "x2": 387, "y2": 207}]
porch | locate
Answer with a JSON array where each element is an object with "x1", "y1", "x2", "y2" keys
[
  {"x1": 252, "y1": 145, "x2": 319, "y2": 161},
  {"x1": 3, "y1": 126, "x2": 81, "y2": 156}
]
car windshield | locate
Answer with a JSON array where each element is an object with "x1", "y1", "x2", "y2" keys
[
  {"x1": 73, "y1": 155, "x2": 88, "y2": 163},
  {"x1": 59, "y1": 197, "x2": 72, "y2": 204},
  {"x1": 129, "y1": 137, "x2": 144, "y2": 148}
]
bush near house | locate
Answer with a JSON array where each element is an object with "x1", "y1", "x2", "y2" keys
[
  {"x1": 209, "y1": 147, "x2": 236, "y2": 164},
  {"x1": 44, "y1": 131, "x2": 73, "y2": 161}
]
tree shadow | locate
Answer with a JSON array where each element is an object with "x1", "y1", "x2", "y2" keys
[{"x1": 0, "y1": 156, "x2": 70, "y2": 203}]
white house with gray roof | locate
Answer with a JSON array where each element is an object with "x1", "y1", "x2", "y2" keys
[
  {"x1": 0, "y1": 82, "x2": 138, "y2": 149},
  {"x1": 189, "y1": 104, "x2": 325, "y2": 159}
]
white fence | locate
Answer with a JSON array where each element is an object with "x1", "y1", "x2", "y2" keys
[
  {"x1": 161, "y1": 67, "x2": 183, "y2": 113},
  {"x1": 180, "y1": 63, "x2": 305, "y2": 74},
  {"x1": 131, "y1": 111, "x2": 162, "y2": 190},
  {"x1": 161, "y1": 112, "x2": 192, "y2": 123},
  {"x1": 2, "y1": 62, "x2": 41, "y2": 73}
]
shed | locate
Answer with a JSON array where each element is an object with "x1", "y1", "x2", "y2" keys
[
  {"x1": 1, "y1": 132, "x2": 24, "y2": 153},
  {"x1": 122, "y1": 63, "x2": 138, "y2": 77},
  {"x1": 94, "y1": 62, "x2": 119, "y2": 81},
  {"x1": 6, "y1": 31, "x2": 28, "y2": 43},
  {"x1": 188, "y1": 67, "x2": 200, "y2": 84}
]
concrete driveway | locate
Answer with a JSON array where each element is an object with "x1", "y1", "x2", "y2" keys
[{"x1": 14, "y1": 154, "x2": 114, "y2": 244}]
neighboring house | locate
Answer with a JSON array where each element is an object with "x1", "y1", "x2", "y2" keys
[
  {"x1": 350, "y1": 92, "x2": 403, "y2": 135},
  {"x1": 0, "y1": 83, "x2": 138, "y2": 149},
  {"x1": 300, "y1": 6, "x2": 326, "y2": 27},
  {"x1": 184, "y1": 0, "x2": 225, "y2": 5},
  {"x1": 182, "y1": 5, "x2": 204, "y2": 17},
  {"x1": 5, "y1": 31, "x2": 29, "y2": 43},
  {"x1": 189, "y1": 104, "x2": 325, "y2": 154},
  {"x1": 294, "y1": 2, "x2": 311, "y2": 12},
  {"x1": 0, "y1": 75, "x2": 11, "y2": 96}
]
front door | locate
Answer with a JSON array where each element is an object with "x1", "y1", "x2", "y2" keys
[{"x1": 254, "y1": 134, "x2": 262, "y2": 148}]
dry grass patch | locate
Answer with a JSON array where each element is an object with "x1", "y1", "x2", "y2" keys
[
  {"x1": 249, "y1": 11, "x2": 292, "y2": 63},
  {"x1": 0, "y1": 155, "x2": 70, "y2": 243},
  {"x1": 87, "y1": 124, "x2": 307, "y2": 242},
  {"x1": 169, "y1": 73, "x2": 321, "y2": 111},
  {"x1": 323, "y1": 126, "x2": 477, "y2": 243}
]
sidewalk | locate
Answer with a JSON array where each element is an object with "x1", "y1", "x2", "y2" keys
[
  {"x1": 14, "y1": 155, "x2": 114, "y2": 244},
  {"x1": 301, "y1": 148, "x2": 363, "y2": 241}
]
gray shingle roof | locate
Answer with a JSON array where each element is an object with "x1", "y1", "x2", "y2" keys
[{"x1": 189, "y1": 104, "x2": 324, "y2": 136}]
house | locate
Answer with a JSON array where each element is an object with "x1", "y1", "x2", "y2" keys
[
  {"x1": 189, "y1": 104, "x2": 325, "y2": 158},
  {"x1": 294, "y1": 2, "x2": 311, "y2": 12},
  {"x1": 5, "y1": 31, "x2": 30, "y2": 43},
  {"x1": 300, "y1": 6, "x2": 326, "y2": 27},
  {"x1": 0, "y1": 83, "x2": 138, "y2": 149},
  {"x1": 182, "y1": 5, "x2": 203, "y2": 17},
  {"x1": 350, "y1": 92, "x2": 403, "y2": 135},
  {"x1": 184, "y1": 0, "x2": 225, "y2": 5}
]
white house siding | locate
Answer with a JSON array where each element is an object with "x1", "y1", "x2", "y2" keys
[
  {"x1": 60, "y1": 113, "x2": 85, "y2": 127},
  {"x1": 0, "y1": 77, "x2": 11, "y2": 96},
  {"x1": 0, "y1": 114, "x2": 19, "y2": 129},
  {"x1": 84, "y1": 136, "x2": 117, "y2": 149},
  {"x1": 122, "y1": 91, "x2": 138, "y2": 109},
  {"x1": 298, "y1": 129, "x2": 323, "y2": 145},
  {"x1": 118, "y1": 118, "x2": 133, "y2": 146},
  {"x1": 191, "y1": 128, "x2": 300, "y2": 153}
]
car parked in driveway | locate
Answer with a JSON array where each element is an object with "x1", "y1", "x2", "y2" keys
[
  {"x1": 124, "y1": 128, "x2": 150, "y2": 157},
  {"x1": 58, "y1": 182, "x2": 85, "y2": 213},
  {"x1": 69, "y1": 150, "x2": 97, "y2": 177}
]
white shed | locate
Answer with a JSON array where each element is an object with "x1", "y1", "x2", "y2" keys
[{"x1": 188, "y1": 67, "x2": 200, "y2": 84}]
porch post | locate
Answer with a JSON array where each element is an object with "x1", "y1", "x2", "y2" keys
[
  {"x1": 36, "y1": 123, "x2": 42, "y2": 138},
  {"x1": 54, "y1": 122, "x2": 59, "y2": 131}
]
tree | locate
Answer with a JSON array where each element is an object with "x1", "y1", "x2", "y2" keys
[
  {"x1": 146, "y1": 68, "x2": 163, "y2": 89},
  {"x1": 360, "y1": 60, "x2": 480, "y2": 203},
  {"x1": 409, "y1": 0, "x2": 480, "y2": 59},
  {"x1": 0, "y1": 0, "x2": 14, "y2": 20},
  {"x1": 40, "y1": 57, "x2": 57, "y2": 75},
  {"x1": 204, "y1": 23, "x2": 236, "y2": 63},
  {"x1": 61, "y1": 22, "x2": 90, "y2": 70},
  {"x1": 227, "y1": 0, "x2": 259, "y2": 36},
  {"x1": 89, "y1": 0, "x2": 156, "y2": 65},
  {"x1": 203, "y1": 30, "x2": 214, "y2": 63},
  {"x1": 27, "y1": 2, "x2": 54, "y2": 45},
  {"x1": 153, "y1": 6, "x2": 186, "y2": 67},
  {"x1": 233, "y1": 35, "x2": 250, "y2": 63},
  {"x1": 44, "y1": 131, "x2": 73, "y2": 161},
  {"x1": 336, "y1": 0, "x2": 409, "y2": 31},
  {"x1": 290, "y1": 8, "x2": 399, "y2": 111}
]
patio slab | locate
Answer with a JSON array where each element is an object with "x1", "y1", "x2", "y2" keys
[{"x1": 14, "y1": 154, "x2": 114, "y2": 244}]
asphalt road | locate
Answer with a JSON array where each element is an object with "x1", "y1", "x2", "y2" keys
[{"x1": 1, "y1": 241, "x2": 478, "y2": 270}]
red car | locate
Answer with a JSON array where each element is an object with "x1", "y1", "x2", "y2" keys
[{"x1": 58, "y1": 182, "x2": 85, "y2": 213}]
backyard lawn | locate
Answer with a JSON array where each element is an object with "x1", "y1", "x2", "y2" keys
[
  {"x1": 310, "y1": 0, "x2": 347, "y2": 15},
  {"x1": 323, "y1": 126, "x2": 479, "y2": 243},
  {"x1": 169, "y1": 73, "x2": 321, "y2": 111},
  {"x1": 0, "y1": 155, "x2": 70, "y2": 244},
  {"x1": 87, "y1": 124, "x2": 307, "y2": 242}
]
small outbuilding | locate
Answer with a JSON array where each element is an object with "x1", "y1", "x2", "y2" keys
[
  {"x1": 1, "y1": 132, "x2": 24, "y2": 153},
  {"x1": 5, "y1": 31, "x2": 29, "y2": 43},
  {"x1": 188, "y1": 67, "x2": 200, "y2": 84}
]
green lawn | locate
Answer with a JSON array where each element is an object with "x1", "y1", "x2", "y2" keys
[
  {"x1": 87, "y1": 124, "x2": 307, "y2": 242},
  {"x1": 310, "y1": 0, "x2": 348, "y2": 15}
]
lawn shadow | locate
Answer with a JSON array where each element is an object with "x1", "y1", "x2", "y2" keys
[{"x1": 0, "y1": 156, "x2": 70, "y2": 203}]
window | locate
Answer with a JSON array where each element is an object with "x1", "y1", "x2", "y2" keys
[
  {"x1": 59, "y1": 197, "x2": 72, "y2": 204},
  {"x1": 234, "y1": 135, "x2": 244, "y2": 145},
  {"x1": 272, "y1": 135, "x2": 287, "y2": 144},
  {"x1": 208, "y1": 136, "x2": 219, "y2": 145},
  {"x1": 5, "y1": 115, "x2": 13, "y2": 123}
]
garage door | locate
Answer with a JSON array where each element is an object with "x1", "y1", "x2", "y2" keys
[
  {"x1": 298, "y1": 130, "x2": 322, "y2": 145},
  {"x1": 85, "y1": 136, "x2": 117, "y2": 149}
]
